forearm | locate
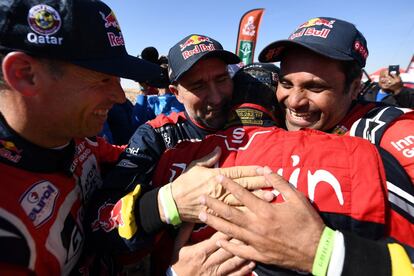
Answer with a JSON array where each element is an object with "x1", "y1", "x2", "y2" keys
[{"x1": 315, "y1": 228, "x2": 414, "y2": 276}]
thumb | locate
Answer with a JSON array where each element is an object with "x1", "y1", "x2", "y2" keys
[{"x1": 188, "y1": 146, "x2": 221, "y2": 169}]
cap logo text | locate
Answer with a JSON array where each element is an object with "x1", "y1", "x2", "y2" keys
[
  {"x1": 353, "y1": 41, "x2": 368, "y2": 60},
  {"x1": 182, "y1": 44, "x2": 216, "y2": 60},
  {"x1": 107, "y1": 32, "x2": 125, "y2": 47}
]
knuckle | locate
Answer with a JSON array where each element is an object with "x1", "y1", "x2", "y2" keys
[{"x1": 223, "y1": 205, "x2": 233, "y2": 221}]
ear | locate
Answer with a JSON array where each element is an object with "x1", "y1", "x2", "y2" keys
[
  {"x1": 2, "y1": 52, "x2": 39, "y2": 96},
  {"x1": 349, "y1": 78, "x2": 361, "y2": 100},
  {"x1": 169, "y1": 84, "x2": 184, "y2": 103}
]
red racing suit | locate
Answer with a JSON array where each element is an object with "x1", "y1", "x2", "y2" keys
[
  {"x1": 152, "y1": 103, "x2": 405, "y2": 275},
  {"x1": 331, "y1": 102, "x2": 414, "y2": 249},
  {"x1": 0, "y1": 114, "x2": 124, "y2": 275}
]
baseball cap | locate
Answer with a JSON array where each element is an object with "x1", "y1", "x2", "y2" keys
[
  {"x1": 0, "y1": 0, "x2": 161, "y2": 82},
  {"x1": 242, "y1": 62, "x2": 280, "y2": 84},
  {"x1": 168, "y1": 34, "x2": 240, "y2": 82},
  {"x1": 259, "y1": 17, "x2": 368, "y2": 68},
  {"x1": 232, "y1": 62, "x2": 280, "y2": 115}
]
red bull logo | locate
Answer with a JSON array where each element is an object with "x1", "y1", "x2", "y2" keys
[
  {"x1": 100, "y1": 11, "x2": 120, "y2": 30},
  {"x1": 91, "y1": 201, "x2": 124, "y2": 232},
  {"x1": 180, "y1": 35, "x2": 212, "y2": 51},
  {"x1": 0, "y1": 140, "x2": 22, "y2": 163},
  {"x1": 296, "y1": 18, "x2": 336, "y2": 30},
  {"x1": 0, "y1": 140, "x2": 21, "y2": 153}
]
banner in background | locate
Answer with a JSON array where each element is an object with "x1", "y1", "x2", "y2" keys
[
  {"x1": 406, "y1": 55, "x2": 414, "y2": 74},
  {"x1": 236, "y1": 9, "x2": 265, "y2": 65}
]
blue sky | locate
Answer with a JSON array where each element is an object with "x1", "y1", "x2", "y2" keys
[{"x1": 105, "y1": 0, "x2": 414, "y2": 88}]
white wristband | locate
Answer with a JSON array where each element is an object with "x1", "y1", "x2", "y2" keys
[{"x1": 327, "y1": 231, "x2": 345, "y2": 276}]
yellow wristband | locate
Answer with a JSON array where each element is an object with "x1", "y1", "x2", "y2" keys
[{"x1": 312, "y1": 226, "x2": 335, "y2": 276}]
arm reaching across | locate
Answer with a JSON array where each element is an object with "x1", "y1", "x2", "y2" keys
[
  {"x1": 199, "y1": 167, "x2": 414, "y2": 276},
  {"x1": 199, "y1": 167, "x2": 323, "y2": 272}
]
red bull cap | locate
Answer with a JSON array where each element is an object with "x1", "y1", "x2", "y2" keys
[
  {"x1": 259, "y1": 17, "x2": 368, "y2": 68},
  {"x1": 168, "y1": 34, "x2": 240, "y2": 82},
  {"x1": 0, "y1": 0, "x2": 161, "y2": 82}
]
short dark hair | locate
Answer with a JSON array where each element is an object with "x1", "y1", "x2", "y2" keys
[
  {"x1": 340, "y1": 60, "x2": 362, "y2": 94},
  {"x1": 42, "y1": 58, "x2": 65, "y2": 80}
]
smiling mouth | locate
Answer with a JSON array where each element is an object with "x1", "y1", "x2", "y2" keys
[
  {"x1": 93, "y1": 109, "x2": 109, "y2": 118},
  {"x1": 288, "y1": 109, "x2": 313, "y2": 120}
]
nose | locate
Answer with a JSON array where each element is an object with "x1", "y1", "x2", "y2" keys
[
  {"x1": 207, "y1": 83, "x2": 224, "y2": 106},
  {"x1": 286, "y1": 88, "x2": 309, "y2": 109}
]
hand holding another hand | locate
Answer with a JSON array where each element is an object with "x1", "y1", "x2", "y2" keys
[
  {"x1": 169, "y1": 147, "x2": 272, "y2": 222},
  {"x1": 198, "y1": 166, "x2": 325, "y2": 273}
]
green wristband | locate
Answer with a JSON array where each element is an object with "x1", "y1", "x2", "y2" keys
[
  {"x1": 312, "y1": 226, "x2": 336, "y2": 276},
  {"x1": 160, "y1": 183, "x2": 182, "y2": 226}
]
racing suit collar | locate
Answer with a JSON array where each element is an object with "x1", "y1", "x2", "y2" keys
[{"x1": 0, "y1": 113, "x2": 75, "y2": 174}]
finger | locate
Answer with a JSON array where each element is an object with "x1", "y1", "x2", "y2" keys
[
  {"x1": 251, "y1": 189, "x2": 276, "y2": 202},
  {"x1": 224, "y1": 189, "x2": 274, "y2": 206},
  {"x1": 226, "y1": 261, "x2": 256, "y2": 276},
  {"x1": 233, "y1": 175, "x2": 272, "y2": 190},
  {"x1": 218, "y1": 240, "x2": 266, "y2": 264},
  {"x1": 173, "y1": 222, "x2": 195, "y2": 252},
  {"x1": 263, "y1": 167, "x2": 298, "y2": 201},
  {"x1": 204, "y1": 246, "x2": 234, "y2": 267},
  {"x1": 216, "y1": 256, "x2": 254, "y2": 276},
  {"x1": 187, "y1": 146, "x2": 221, "y2": 169},
  {"x1": 218, "y1": 165, "x2": 262, "y2": 180},
  {"x1": 200, "y1": 193, "x2": 246, "y2": 226},
  {"x1": 209, "y1": 229, "x2": 231, "y2": 242},
  {"x1": 218, "y1": 175, "x2": 271, "y2": 213},
  {"x1": 199, "y1": 204, "x2": 257, "y2": 245}
]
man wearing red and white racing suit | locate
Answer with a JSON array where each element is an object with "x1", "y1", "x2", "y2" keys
[
  {"x1": 0, "y1": 114, "x2": 124, "y2": 275},
  {"x1": 152, "y1": 103, "x2": 406, "y2": 275}
]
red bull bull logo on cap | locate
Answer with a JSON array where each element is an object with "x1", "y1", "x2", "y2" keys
[
  {"x1": 100, "y1": 11, "x2": 120, "y2": 30},
  {"x1": 99, "y1": 11, "x2": 124, "y2": 47},
  {"x1": 296, "y1": 18, "x2": 336, "y2": 30},
  {"x1": 180, "y1": 35, "x2": 212, "y2": 51}
]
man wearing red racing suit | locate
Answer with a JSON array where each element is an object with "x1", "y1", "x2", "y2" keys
[
  {"x1": 256, "y1": 16, "x2": 414, "y2": 275},
  {"x1": 89, "y1": 34, "x2": 241, "y2": 250},
  {"x1": 152, "y1": 61, "x2": 414, "y2": 275},
  {"x1": 151, "y1": 102, "x2": 399, "y2": 275},
  {"x1": 0, "y1": 115, "x2": 124, "y2": 275},
  {"x1": 0, "y1": 0, "x2": 162, "y2": 274}
]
